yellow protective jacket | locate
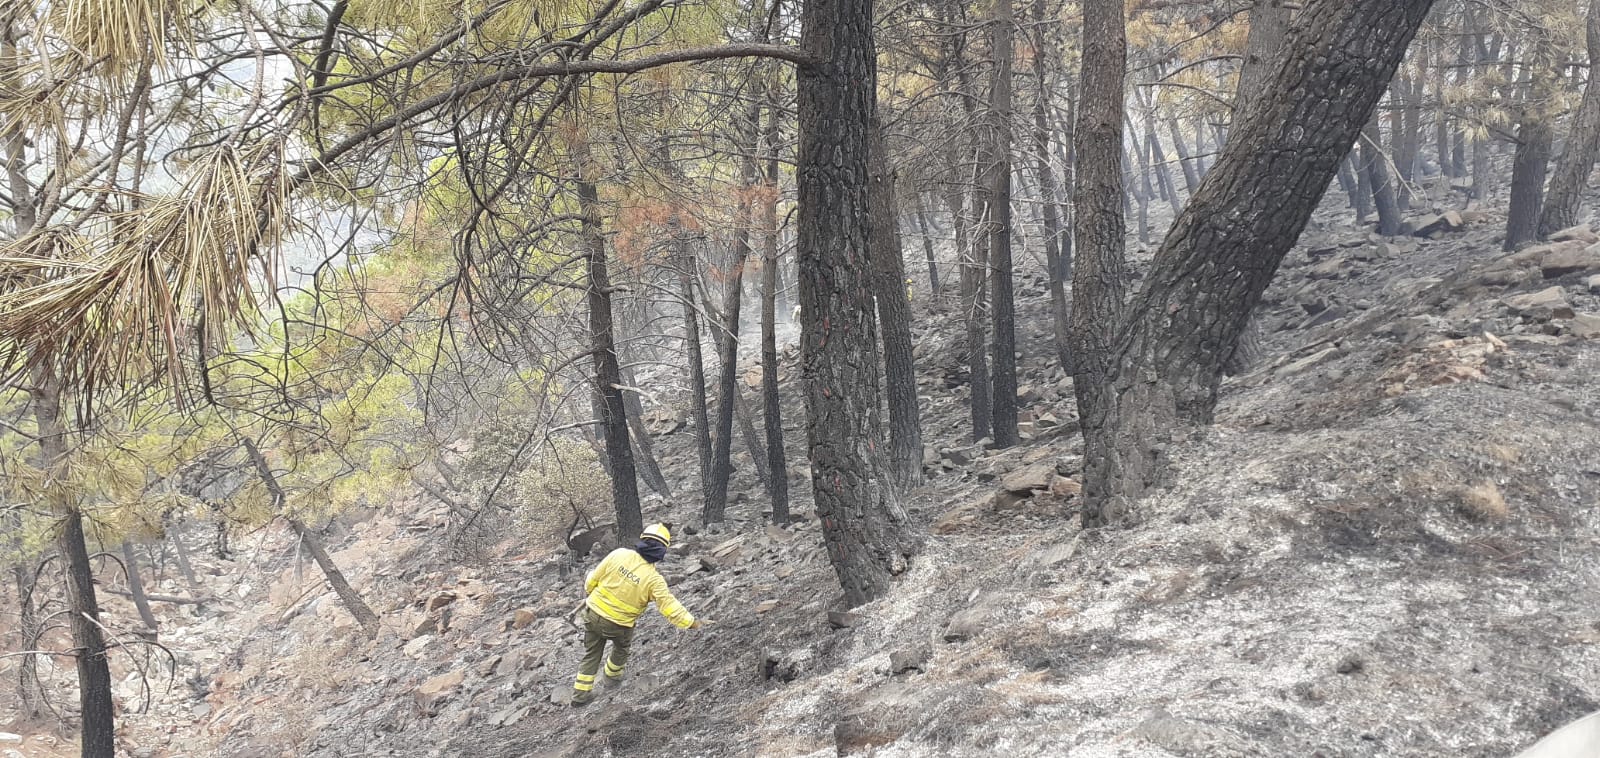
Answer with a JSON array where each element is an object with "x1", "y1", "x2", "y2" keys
[{"x1": 585, "y1": 548, "x2": 695, "y2": 629}]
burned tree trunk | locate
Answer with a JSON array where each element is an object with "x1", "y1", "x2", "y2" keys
[
  {"x1": 1169, "y1": 120, "x2": 1200, "y2": 194},
  {"x1": 704, "y1": 252, "x2": 747, "y2": 525},
  {"x1": 1432, "y1": 36, "x2": 1452, "y2": 180},
  {"x1": 1144, "y1": 120, "x2": 1183, "y2": 217},
  {"x1": 120, "y1": 541, "x2": 159, "y2": 637},
  {"x1": 1360, "y1": 120, "x2": 1402, "y2": 236},
  {"x1": 10, "y1": 560, "x2": 43, "y2": 718},
  {"x1": 1068, "y1": 0, "x2": 1130, "y2": 500},
  {"x1": 576, "y1": 154, "x2": 644, "y2": 539},
  {"x1": 1506, "y1": 34, "x2": 1558, "y2": 251},
  {"x1": 986, "y1": 0, "x2": 1020, "y2": 449},
  {"x1": 289, "y1": 520, "x2": 380, "y2": 638},
  {"x1": 760, "y1": 96, "x2": 790, "y2": 523},
  {"x1": 678, "y1": 243, "x2": 715, "y2": 513},
  {"x1": 1235, "y1": 0, "x2": 1292, "y2": 108},
  {"x1": 961, "y1": 134, "x2": 993, "y2": 442},
  {"x1": 1539, "y1": 0, "x2": 1600, "y2": 238},
  {"x1": 33, "y1": 369, "x2": 117, "y2": 758},
  {"x1": 797, "y1": 0, "x2": 908, "y2": 605},
  {"x1": 1393, "y1": 75, "x2": 1422, "y2": 211},
  {"x1": 165, "y1": 517, "x2": 200, "y2": 591},
  {"x1": 732, "y1": 386, "x2": 772, "y2": 492},
  {"x1": 706, "y1": 94, "x2": 770, "y2": 522},
  {"x1": 1075, "y1": 0, "x2": 1437, "y2": 525},
  {"x1": 242, "y1": 437, "x2": 380, "y2": 639},
  {"x1": 1128, "y1": 139, "x2": 1152, "y2": 243},
  {"x1": 1031, "y1": 0, "x2": 1072, "y2": 374},
  {"x1": 620, "y1": 363, "x2": 672, "y2": 497},
  {"x1": 1505, "y1": 116, "x2": 1554, "y2": 250},
  {"x1": 1340, "y1": 153, "x2": 1370, "y2": 221},
  {"x1": 868, "y1": 117, "x2": 924, "y2": 487},
  {"x1": 914, "y1": 195, "x2": 941, "y2": 297}
]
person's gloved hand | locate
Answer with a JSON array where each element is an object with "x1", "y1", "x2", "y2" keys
[{"x1": 690, "y1": 620, "x2": 705, "y2": 630}]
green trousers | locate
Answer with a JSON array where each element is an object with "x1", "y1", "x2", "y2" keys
[{"x1": 574, "y1": 607, "x2": 634, "y2": 693}]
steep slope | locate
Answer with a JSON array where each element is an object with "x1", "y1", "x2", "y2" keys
[
  {"x1": 375, "y1": 216, "x2": 1599, "y2": 756},
  {"x1": 6, "y1": 203, "x2": 1600, "y2": 758}
]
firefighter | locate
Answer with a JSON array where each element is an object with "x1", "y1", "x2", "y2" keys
[{"x1": 571, "y1": 523, "x2": 701, "y2": 706}]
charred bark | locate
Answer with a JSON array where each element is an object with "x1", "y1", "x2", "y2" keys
[
  {"x1": 1339, "y1": 152, "x2": 1369, "y2": 221},
  {"x1": 704, "y1": 250, "x2": 748, "y2": 524},
  {"x1": 1360, "y1": 120, "x2": 1402, "y2": 236},
  {"x1": 574, "y1": 157, "x2": 644, "y2": 539},
  {"x1": 1031, "y1": 0, "x2": 1072, "y2": 374},
  {"x1": 914, "y1": 195, "x2": 941, "y2": 297},
  {"x1": 34, "y1": 369, "x2": 116, "y2": 758},
  {"x1": 1235, "y1": 0, "x2": 1292, "y2": 111},
  {"x1": 1506, "y1": 116, "x2": 1554, "y2": 250},
  {"x1": 1539, "y1": 0, "x2": 1600, "y2": 238},
  {"x1": 868, "y1": 117, "x2": 924, "y2": 486},
  {"x1": 1076, "y1": 0, "x2": 1437, "y2": 525},
  {"x1": 760, "y1": 94, "x2": 790, "y2": 523},
  {"x1": 11, "y1": 560, "x2": 43, "y2": 718},
  {"x1": 1169, "y1": 120, "x2": 1200, "y2": 194},
  {"x1": 986, "y1": 0, "x2": 1020, "y2": 449},
  {"x1": 797, "y1": 0, "x2": 908, "y2": 604},
  {"x1": 242, "y1": 437, "x2": 380, "y2": 639},
  {"x1": 620, "y1": 363, "x2": 672, "y2": 497},
  {"x1": 678, "y1": 243, "x2": 715, "y2": 513},
  {"x1": 1068, "y1": 0, "x2": 1130, "y2": 474},
  {"x1": 120, "y1": 541, "x2": 159, "y2": 637}
]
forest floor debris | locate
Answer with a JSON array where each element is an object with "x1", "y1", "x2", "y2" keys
[{"x1": 4, "y1": 206, "x2": 1600, "y2": 757}]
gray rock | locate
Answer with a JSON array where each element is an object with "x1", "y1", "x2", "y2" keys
[
  {"x1": 1131, "y1": 709, "x2": 1241, "y2": 756},
  {"x1": 1504, "y1": 286, "x2": 1571, "y2": 320},
  {"x1": 1478, "y1": 265, "x2": 1534, "y2": 288},
  {"x1": 1279, "y1": 347, "x2": 1339, "y2": 375},
  {"x1": 1549, "y1": 223, "x2": 1599, "y2": 244},
  {"x1": 1542, "y1": 244, "x2": 1600, "y2": 278},
  {"x1": 488, "y1": 705, "x2": 530, "y2": 727},
  {"x1": 1035, "y1": 536, "x2": 1081, "y2": 568},
  {"x1": 403, "y1": 634, "x2": 434, "y2": 658},
  {"x1": 942, "y1": 448, "x2": 973, "y2": 466},
  {"x1": 1409, "y1": 211, "x2": 1465, "y2": 239},
  {"x1": 1000, "y1": 462, "x2": 1056, "y2": 493},
  {"x1": 1299, "y1": 307, "x2": 1349, "y2": 330},
  {"x1": 943, "y1": 607, "x2": 989, "y2": 642},
  {"x1": 1308, "y1": 257, "x2": 1348, "y2": 279},
  {"x1": 827, "y1": 611, "x2": 860, "y2": 629},
  {"x1": 1570, "y1": 314, "x2": 1600, "y2": 340},
  {"x1": 889, "y1": 647, "x2": 929, "y2": 675},
  {"x1": 493, "y1": 650, "x2": 525, "y2": 677}
]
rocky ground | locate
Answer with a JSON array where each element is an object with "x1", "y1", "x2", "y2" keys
[{"x1": 5, "y1": 187, "x2": 1600, "y2": 758}]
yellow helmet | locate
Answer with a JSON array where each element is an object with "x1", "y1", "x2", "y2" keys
[{"x1": 641, "y1": 523, "x2": 672, "y2": 547}]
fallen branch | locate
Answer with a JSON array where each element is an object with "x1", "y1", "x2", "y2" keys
[
  {"x1": 98, "y1": 587, "x2": 215, "y2": 605},
  {"x1": 0, "y1": 648, "x2": 79, "y2": 660}
]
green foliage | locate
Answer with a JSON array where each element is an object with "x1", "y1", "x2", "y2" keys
[{"x1": 450, "y1": 424, "x2": 608, "y2": 558}]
